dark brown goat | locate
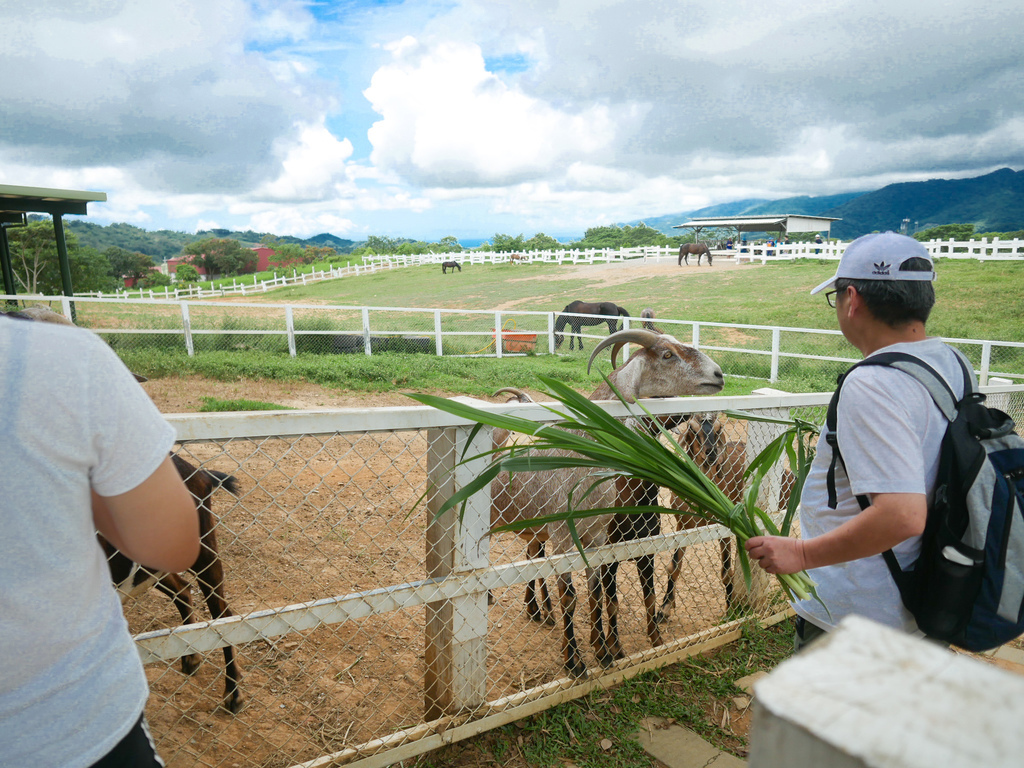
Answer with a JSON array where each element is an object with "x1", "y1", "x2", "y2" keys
[{"x1": 101, "y1": 454, "x2": 244, "y2": 713}]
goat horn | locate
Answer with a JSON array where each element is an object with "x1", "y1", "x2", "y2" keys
[
  {"x1": 587, "y1": 329, "x2": 663, "y2": 374},
  {"x1": 492, "y1": 387, "x2": 533, "y2": 402}
]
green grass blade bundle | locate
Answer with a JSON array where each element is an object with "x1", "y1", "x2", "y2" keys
[{"x1": 407, "y1": 376, "x2": 823, "y2": 607}]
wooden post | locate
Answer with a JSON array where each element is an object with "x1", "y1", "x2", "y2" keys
[{"x1": 424, "y1": 417, "x2": 491, "y2": 720}]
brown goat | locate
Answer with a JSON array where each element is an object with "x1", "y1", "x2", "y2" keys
[
  {"x1": 492, "y1": 329, "x2": 724, "y2": 677},
  {"x1": 101, "y1": 454, "x2": 244, "y2": 713},
  {"x1": 658, "y1": 415, "x2": 796, "y2": 622}
]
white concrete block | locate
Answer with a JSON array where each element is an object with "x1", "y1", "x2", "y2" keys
[{"x1": 749, "y1": 615, "x2": 1024, "y2": 768}]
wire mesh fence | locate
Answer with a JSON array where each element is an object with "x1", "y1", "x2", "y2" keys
[{"x1": 113, "y1": 387, "x2": 1024, "y2": 768}]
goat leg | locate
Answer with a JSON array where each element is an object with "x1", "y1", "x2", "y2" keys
[
  {"x1": 557, "y1": 573, "x2": 587, "y2": 679},
  {"x1": 524, "y1": 539, "x2": 555, "y2": 625},
  {"x1": 601, "y1": 561, "x2": 625, "y2": 661},
  {"x1": 635, "y1": 554, "x2": 663, "y2": 647},
  {"x1": 586, "y1": 565, "x2": 615, "y2": 670},
  {"x1": 154, "y1": 572, "x2": 202, "y2": 676},
  {"x1": 191, "y1": 513, "x2": 245, "y2": 714},
  {"x1": 657, "y1": 547, "x2": 686, "y2": 624}
]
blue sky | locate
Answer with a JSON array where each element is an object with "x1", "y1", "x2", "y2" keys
[{"x1": 2, "y1": 0, "x2": 1022, "y2": 244}]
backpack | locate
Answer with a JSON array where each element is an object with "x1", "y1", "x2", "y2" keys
[{"x1": 826, "y1": 349, "x2": 1024, "y2": 652}]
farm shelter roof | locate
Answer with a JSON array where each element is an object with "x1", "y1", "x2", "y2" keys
[
  {"x1": 0, "y1": 184, "x2": 107, "y2": 309},
  {"x1": 673, "y1": 214, "x2": 840, "y2": 237}
]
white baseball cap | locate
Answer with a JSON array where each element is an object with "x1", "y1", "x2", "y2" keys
[{"x1": 810, "y1": 231, "x2": 936, "y2": 295}]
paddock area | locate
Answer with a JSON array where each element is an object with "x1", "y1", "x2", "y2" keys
[{"x1": 118, "y1": 388, "x2": 829, "y2": 768}]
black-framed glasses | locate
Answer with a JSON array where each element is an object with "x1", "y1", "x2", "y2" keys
[{"x1": 825, "y1": 289, "x2": 839, "y2": 308}]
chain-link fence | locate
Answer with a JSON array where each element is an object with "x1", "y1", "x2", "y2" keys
[
  {"x1": 118, "y1": 387, "x2": 1024, "y2": 768},
  {"x1": 7, "y1": 295, "x2": 1024, "y2": 389}
]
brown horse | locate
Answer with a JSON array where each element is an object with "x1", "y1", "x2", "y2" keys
[
  {"x1": 678, "y1": 242, "x2": 712, "y2": 266},
  {"x1": 553, "y1": 300, "x2": 630, "y2": 351},
  {"x1": 441, "y1": 260, "x2": 461, "y2": 273}
]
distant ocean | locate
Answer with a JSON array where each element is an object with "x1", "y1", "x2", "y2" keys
[{"x1": 457, "y1": 236, "x2": 577, "y2": 249}]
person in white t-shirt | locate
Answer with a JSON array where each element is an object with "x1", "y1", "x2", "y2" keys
[
  {"x1": 744, "y1": 231, "x2": 967, "y2": 648},
  {"x1": 0, "y1": 315, "x2": 199, "y2": 768}
]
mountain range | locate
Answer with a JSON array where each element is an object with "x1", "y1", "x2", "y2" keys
[
  {"x1": 634, "y1": 167, "x2": 1024, "y2": 239},
  {"x1": 64, "y1": 167, "x2": 1024, "y2": 259}
]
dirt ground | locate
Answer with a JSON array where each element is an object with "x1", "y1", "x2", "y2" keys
[{"x1": 132, "y1": 374, "x2": 750, "y2": 768}]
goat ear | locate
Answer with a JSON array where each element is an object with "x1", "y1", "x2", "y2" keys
[{"x1": 132, "y1": 372, "x2": 149, "y2": 383}]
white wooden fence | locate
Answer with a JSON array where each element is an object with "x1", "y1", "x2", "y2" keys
[{"x1": 7, "y1": 294, "x2": 1024, "y2": 386}]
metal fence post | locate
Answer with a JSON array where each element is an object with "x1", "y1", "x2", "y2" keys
[
  {"x1": 692, "y1": 322, "x2": 701, "y2": 349},
  {"x1": 494, "y1": 311, "x2": 503, "y2": 358},
  {"x1": 285, "y1": 305, "x2": 297, "y2": 358},
  {"x1": 362, "y1": 307, "x2": 372, "y2": 356},
  {"x1": 434, "y1": 310, "x2": 443, "y2": 356},
  {"x1": 980, "y1": 342, "x2": 992, "y2": 385},
  {"x1": 180, "y1": 301, "x2": 194, "y2": 357},
  {"x1": 548, "y1": 312, "x2": 556, "y2": 352},
  {"x1": 770, "y1": 328, "x2": 781, "y2": 382}
]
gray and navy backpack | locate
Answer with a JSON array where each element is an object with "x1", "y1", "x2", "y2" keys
[{"x1": 826, "y1": 350, "x2": 1024, "y2": 652}]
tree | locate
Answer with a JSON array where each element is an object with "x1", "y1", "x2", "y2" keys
[
  {"x1": 104, "y1": 246, "x2": 155, "y2": 285},
  {"x1": 181, "y1": 237, "x2": 255, "y2": 278},
  {"x1": 524, "y1": 233, "x2": 559, "y2": 251},
  {"x1": 437, "y1": 236, "x2": 462, "y2": 253},
  {"x1": 490, "y1": 233, "x2": 526, "y2": 252},
  {"x1": 914, "y1": 224, "x2": 975, "y2": 242},
  {"x1": 364, "y1": 235, "x2": 404, "y2": 254},
  {"x1": 6, "y1": 220, "x2": 118, "y2": 294},
  {"x1": 174, "y1": 263, "x2": 200, "y2": 284},
  {"x1": 139, "y1": 271, "x2": 172, "y2": 289}
]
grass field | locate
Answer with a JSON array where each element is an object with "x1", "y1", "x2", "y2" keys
[{"x1": 101, "y1": 256, "x2": 1024, "y2": 397}]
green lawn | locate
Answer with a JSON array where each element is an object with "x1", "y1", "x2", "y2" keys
[{"x1": 110, "y1": 257, "x2": 1024, "y2": 396}]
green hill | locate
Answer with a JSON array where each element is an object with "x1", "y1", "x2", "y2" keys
[
  {"x1": 633, "y1": 168, "x2": 1024, "y2": 239},
  {"x1": 65, "y1": 221, "x2": 356, "y2": 262},
  {"x1": 824, "y1": 168, "x2": 1024, "y2": 238}
]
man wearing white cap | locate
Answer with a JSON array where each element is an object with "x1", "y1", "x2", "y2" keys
[{"x1": 745, "y1": 231, "x2": 972, "y2": 648}]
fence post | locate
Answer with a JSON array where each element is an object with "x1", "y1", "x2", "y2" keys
[
  {"x1": 691, "y1": 322, "x2": 701, "y2": 349},
  {"x1": 548, "y1": 312, "x2": 556, "y2": 353},
  {"x1": 980, "y1": 342, "x2": 992, "y2": 386},
  {"x1": 424, "y1": 420, "x2": 491, "y2": 720},
  {"x1": 285, "y1": 305, "x2": 297, "y2": 358},
  {"x1": 434, "y1": 310, "x2": 443, "y2": 356},
  {"x1": 60, "y1": 295, "x2": 73, "y2": 322},
  {"x1": 770, "y1": 328, "x2": 781, "y2": 382},
  {"x1": 494, "y1": 312, "x2": 503, "y2": 357},
  {"x1": 180, "y1": 302, "x2": 194, "y2": 357},
  {"x1": 362, "y1": 307, "x2": 372, "y2": 356}
]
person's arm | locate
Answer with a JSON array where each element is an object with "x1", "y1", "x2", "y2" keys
[
  {"x1": 92, "y1": 456, "x2": 200, "y2": 573},
  {"x1": 744, "y1": 492, "x2": 927, "y2": 574}
]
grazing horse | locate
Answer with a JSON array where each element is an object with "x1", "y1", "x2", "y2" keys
[
  {"x1": 553, "y1": 300, "x2": 630, "y2": 351},
  {"x1": 678, "y1": 242, "x2": 712, "y2": 266},
  {"x1": 441, "y1": 260, "x2": 461, "y2": 274},
  {"x1": 509, "y1": 253, "x2": 527, "y2": 264}
]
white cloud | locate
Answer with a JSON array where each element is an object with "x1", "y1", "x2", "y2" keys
[{"x1": 363, "y1": 37, "x2": 643, "y2": 187}]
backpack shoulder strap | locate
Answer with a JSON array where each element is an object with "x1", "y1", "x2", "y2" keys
[{"x1": 824, "y1": 348, "x2": 965, "y2": 509}]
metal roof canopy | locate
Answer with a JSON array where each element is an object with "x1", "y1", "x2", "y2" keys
[
  {"x1": 673, "y1": 214, "x2": 840, "y2": 237},
  {"x1": 0, "y1": 184, "x2": 107, "y2": 307}
]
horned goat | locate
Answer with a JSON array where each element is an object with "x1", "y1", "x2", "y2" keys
[{"x1": 491, "y1": 329, "x2": 723, "y2": 677}]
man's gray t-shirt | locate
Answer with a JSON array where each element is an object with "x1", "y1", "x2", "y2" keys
[{"x1": 793, "y1": 337, "x2": 969, "y2": 632}]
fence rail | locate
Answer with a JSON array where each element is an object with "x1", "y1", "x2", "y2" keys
[
  {"x1": 129, "y1": 386, "x2": 1023, "y2": 768},
  {"x1": 64, "y1": 237, "x2": 1024, "y2": 301},
  {"x1": 6, "y1": 293, "x2": 1024, "y2": 387}
]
